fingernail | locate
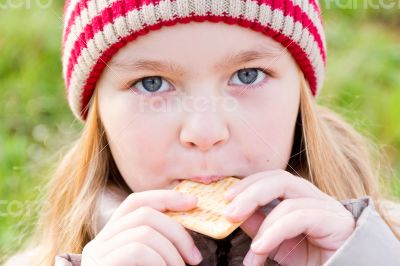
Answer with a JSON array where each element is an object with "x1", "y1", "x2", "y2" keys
[
  {"x1": 243, "y1": 251, "x2": 255, "y2": 266},
  {"x1": 224, "y1": 187, "x2": 237, "y2": 199},
  {"x1": 224, "y1": 204, "x2": 236, "y2": 216},
  {"x1": 192, "y1": 246, "x2": 203, "y2": 263},
  {"x1": 251, "y1": 239, "x2": 263, "y2": 252}
]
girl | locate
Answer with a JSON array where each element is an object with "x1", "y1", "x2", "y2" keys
[{"x1": 5, "y1": 0, "x2": 400, "y2": 265}]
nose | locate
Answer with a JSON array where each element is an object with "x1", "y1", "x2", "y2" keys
[{"x1": 179, "y1": 107, "x2": 230, "y2": 152}]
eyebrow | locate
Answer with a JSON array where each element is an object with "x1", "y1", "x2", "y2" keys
[{"x1": 109, "y1": 46, "x2": 283, "y2": 75}]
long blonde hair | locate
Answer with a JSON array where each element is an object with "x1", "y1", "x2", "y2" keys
[{"x1": 21, "y1": 70, "x2": 400, "y2": 265}]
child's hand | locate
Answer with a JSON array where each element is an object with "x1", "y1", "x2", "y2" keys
[
  {"x1": 81, "y1": 190, "x2": 203, "y2": 266},
  {"x1": 223, "y1": 169, "x2": 356, "y2": 266}
]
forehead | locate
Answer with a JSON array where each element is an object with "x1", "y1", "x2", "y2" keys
[{"x1": 108, "y1": 22, "x2": 290, "y2": 73}]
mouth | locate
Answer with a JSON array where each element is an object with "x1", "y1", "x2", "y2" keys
[{"x1": 182, "y1": 175, "x2": 242, "y2": 185}]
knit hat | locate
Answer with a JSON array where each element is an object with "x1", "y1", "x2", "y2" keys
[{"x1": 62, "y1": 0, "x2": 326, "y2": 121}]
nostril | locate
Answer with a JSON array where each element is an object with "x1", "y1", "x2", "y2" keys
[
  {"x1": 180, "y1": 124, "x2": 229, "y2": 151},
  {"x1": 182, "y1": 137, "x2": 227, "y2": 151}
]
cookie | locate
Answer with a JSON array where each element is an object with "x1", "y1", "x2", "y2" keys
[{"x1": 166, "y1": 177, "x2": 242, "y2": 239}]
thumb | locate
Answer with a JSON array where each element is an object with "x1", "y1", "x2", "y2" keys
[{"x1": 240, "y1": 210, "x2": 265, "y2": 239}]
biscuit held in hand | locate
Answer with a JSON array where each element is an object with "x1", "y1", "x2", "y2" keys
[{"x1": 166, "y1": 177, "x2": 242, "y2": 239}]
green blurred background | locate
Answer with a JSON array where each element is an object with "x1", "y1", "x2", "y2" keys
[{"x1": 1, "y1": 0, "x2": 400, "y2": 261}]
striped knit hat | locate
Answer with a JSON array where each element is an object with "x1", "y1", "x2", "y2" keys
[{"x1": 62, "y1": 0, "x2": 326, "y2": 121}]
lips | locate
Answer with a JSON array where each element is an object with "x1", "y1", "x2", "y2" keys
[{"x1": 187, "y1": 175, "x2": 236, "y2": 185}]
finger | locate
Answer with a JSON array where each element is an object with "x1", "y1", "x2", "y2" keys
[
  {"x1": 224, "y1": 173, "x2": 330, "y2": 222},
  {"x1": 225, "y1": 170, "x2": 329, "y2": 202},
  {"x1": 250, "y1": 209, "x2": 351, "y2": 255},
  {"x1": 243, "y1": 198, "x2": 338, "y2": 265},
  {"x1": 108, "y1": 190, "x2": 198, "y2": 224},
  {"x1": 245, "y1": 236, "x2": 322, "y2": 266},
  {"x1": 243, "y1": 236, "x2": 303, "y2": 266},
  {"x1": 98, "y1": 206, "x2": 202, "y2": 265},
  {"x1": 240, "y1": 210, "x2": 265, "y2": 239},
  {"x1": 255, "y1": 198, "x2": 341, "y2": 238},
  {"x1": 102, "y1": 242, "x2": 167, "y2": 266},
  {"x1": 243, "y1": 249, "x2": 268, "y2": 266},
  {"x1": 224, "y1": 170, "x2": 283, "y2": 200},
  {"x1": 102, "y1": 225, "x2": 186, "y2": 266}
]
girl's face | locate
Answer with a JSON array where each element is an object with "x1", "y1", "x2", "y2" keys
[{"x1": 97, "y1": 22, "x2": 301, "y2": 192}]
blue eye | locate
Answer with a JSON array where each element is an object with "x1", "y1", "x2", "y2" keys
[
  {"x1": 230, "y1": 68, "x2": 269, "y2": 88},
  {"x1": 130, "y1": 76, "x2": 172, "y2": 94},
  {"x1": 128, "y1": 67, "x2": 271, "y2": 95}
]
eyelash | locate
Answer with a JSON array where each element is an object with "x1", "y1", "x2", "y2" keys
[
  {"x1": 234, "y1": 66, "x2": 273, "y2": 90},
  {"x1": 126, "y1": 66, "x2": 273, "y2": 96}
]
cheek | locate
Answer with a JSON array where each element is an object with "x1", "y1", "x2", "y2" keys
[
  {"x1": 98, "y1": 91, "x2": 178, "y2": 190},
  {"x1": 105, "y1": 119, "x2": 175, "y2": 191},
  {"x1": 237, "y1": 82, "x2": 299, "y2": 169},
  {"x1": 239, "y1": 115, "x2": 296, "y2": 170}
]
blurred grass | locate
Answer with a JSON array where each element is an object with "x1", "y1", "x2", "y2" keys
[
  {"x1": 0, "y1": 3, "x2": 83, "y2": 259},
  {"x1": 318, "y1": 8, "x2": 400, "y2": 197},
  {"x1": 1, "y1": 1, "x2": 400, "y2": 261}
]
